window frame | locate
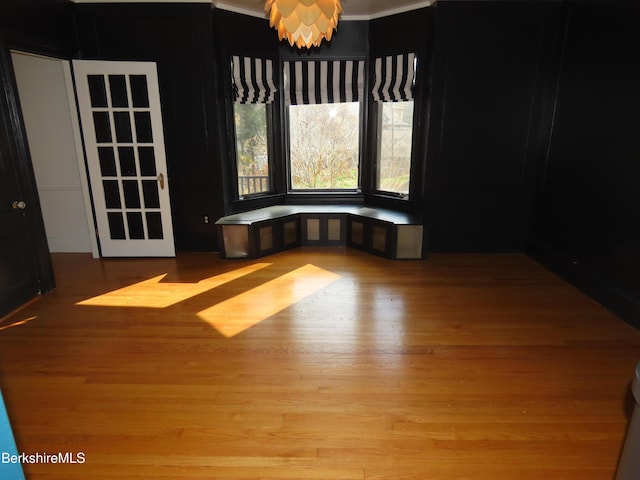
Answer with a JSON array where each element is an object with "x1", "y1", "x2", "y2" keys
[
  {"x1": 232, "y1": 101, "x2": 275, "y2": 200},
  {"x1": 281, "y1": 57, "x2": 367, "y2": 200},
  {"x1": 372, "y1": 99, "x2": 415, "y2": 200},
  {"x1": 284, "y1": 100, "x2": 365, "y2": 195},
  {"x1": 226, "y1": 54, "x2": 282, "y2": 207},
  {"x1": 367, "y1": 52, "x2": 419, "y2": 205}
]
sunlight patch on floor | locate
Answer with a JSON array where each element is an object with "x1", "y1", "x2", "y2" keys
[
  {"x1": 198, "y1": 264, "x2": 341, "y2": 338},
  {"x1": 76, "y1": 263, "x2": 272, "y2": 309}
]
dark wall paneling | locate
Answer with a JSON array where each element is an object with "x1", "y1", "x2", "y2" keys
[
  {"x1": 528, "y1": 1, "x2": 640, "y2": 327},
  {"x1": 214, "y1": 9, "x2": 278, "y2": 58},
  {"x1": 369, "y1": 8, "x2": 431, "y2": 56},
  {"x1": 424, "y1": 1, "x2": 563, "y2": 252},
  {"x1": 76, "y1": 3, "x2": 223, "y2": 252},
  {"x1": 279, "y1": 19, "x2": 369, "y2": 60},
  {"x1": 366, "y1": 8, "x2": 433, "y2": 213},
  {"x1": 0, "y1": 0, "x2": 76, "y2": 55}
]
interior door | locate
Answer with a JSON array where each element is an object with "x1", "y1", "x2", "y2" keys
[
  {"x1": 73, "y1": 60, "x2": 175, "y2": 257},
  {"x1": 0, "y1": 102, "x2": 40, "y2": 315},
  {"x1": 12, "y1": 52, "x2": 97, "y2": 256}
]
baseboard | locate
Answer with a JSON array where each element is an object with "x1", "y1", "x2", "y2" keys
[{"x1": 526, "y1": 239, "x2": 640, "y2": 331}]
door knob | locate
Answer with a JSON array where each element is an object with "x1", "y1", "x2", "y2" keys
[{"x1": 12, "y1": 201, "x2": 26, "y2": 210}]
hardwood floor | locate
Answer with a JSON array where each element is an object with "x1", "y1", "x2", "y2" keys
[{"x1": 1, "y1": 248, "x2": 639, "y2": 479}]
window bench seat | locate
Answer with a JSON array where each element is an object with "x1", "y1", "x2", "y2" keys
[{"x1": 215, "y1": 205, "x2": 424, "y2": 260}]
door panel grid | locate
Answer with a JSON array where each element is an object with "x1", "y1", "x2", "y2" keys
[{"x1": 73, "y1": 61, "x2": 174, "y2": 257}]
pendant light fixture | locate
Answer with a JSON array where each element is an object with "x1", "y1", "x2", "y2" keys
[{"x1": 264, "y1": 0, "x2": 342, "y2": 49}]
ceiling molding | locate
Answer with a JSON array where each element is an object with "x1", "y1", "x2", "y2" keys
[
  {"x1": 365, "y1": 1, "x2": 433, "y2": 21},
  {"x1": 212, "y1": 0, "x2": 434, "y2": 21},
  {"x1": 72, "y1": 0, "x2": 212, "y2": 2},
  {"x1": 213, "y1": 1, "x2": 265, "y2": 18},
  {"x1": 70, "y1": 0, "x2": 435, "y2": 21}
]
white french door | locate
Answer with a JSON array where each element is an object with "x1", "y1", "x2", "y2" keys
[{"x1": 73, "y1": 60, "x2": 175, "y2": 257}]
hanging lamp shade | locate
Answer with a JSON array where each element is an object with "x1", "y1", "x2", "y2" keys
[{"x1": 264, "y1": 0, "x2": 342, "y2": 49}]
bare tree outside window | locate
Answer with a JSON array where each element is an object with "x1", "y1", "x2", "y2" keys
[
  {"x1": 234, "y1": 103, "x2": 269, "y2": 196},
  {"x1": 377, "y1": 101, "x2": 414, "y2": 195},
  {"x1": 289, "y1": 102, "x2": 360, "y2": 190}
]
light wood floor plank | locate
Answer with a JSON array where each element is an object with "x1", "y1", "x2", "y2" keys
[{"x1": 1, "y1": 249, "x2": 639, "y2": 479}]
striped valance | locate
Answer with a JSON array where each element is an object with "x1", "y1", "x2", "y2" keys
[
  {"x1": 372, "y1": 53, "x2": 416, "y2": 102},
  {"x1": 232, "y1": 56, "x2": 277, "y2": 104},
  {"x1": 284, "y1": 60, "x2": 365, "y2": 105}
]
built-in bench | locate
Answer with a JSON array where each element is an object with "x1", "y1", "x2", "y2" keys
[{"x1": 215, "y1": 205, "x2": 424, "y2": 260}]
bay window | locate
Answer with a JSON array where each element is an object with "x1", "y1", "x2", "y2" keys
[
  {"x1": 231, "y1": 55, "x2": 276, "y2": 198},
  {"x1": 228, "y1": 54, "x2": 419, "y2": 203},
  {"x1": 372, "y1": 53, "x2": 416, "y2": 198}
]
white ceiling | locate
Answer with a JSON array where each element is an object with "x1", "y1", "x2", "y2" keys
[
  {"x1": 214, "y1": 0, "x2": 434, "y2": 20},
  {"x1": 71, "y1": 0, "x2": 435, "y2": 21}
]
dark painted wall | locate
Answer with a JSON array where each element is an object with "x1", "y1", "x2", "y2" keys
[
  {"x1": 75, "y1": 3, "x2": 223, "y2": 251},
  {"x1": 0, "y1": 0, "x2": 77, "y2": 302},
  {"x1": 424, "y1": 1, "x2": 564, "y2": 252},
  {"x1": 0, "y1": 0, "x2": 75, "y2": 54},
  {"x1": 279, "y1": 18, "x2": 369, "y2": 60},
  {"x1": 528, "y1": 0, "x2": 640, "y2": 326},
  {"x1": 367, "y1": 8, "x2": 433, "y2": 213}
]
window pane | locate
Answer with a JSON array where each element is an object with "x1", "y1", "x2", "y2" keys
[
  {"x1": 87, "y1": 75, "x2": 108, "y2": 108},
  {"x1": 127, "y1": 212, "x2": 145, "y2": 239},
  {"x1": 102, "y1": 180, "x2": 121, "y2": 209},
  {"x1": 146, "y1": 212, "x2": 163, "y2": 239},
  {"x1": 134, "y1": 111, "x2": 153, "y2": 143},
  {"x1": 289, "y1": 102, "x2": 359, "y2": 190},
  {"x1": 93, "y1": 112, "x2": 112, "y2": 143},
  {"x1": 130, "y1": 75, "x2": 149, "y2": 108},
  {"x1": 109, "y1": 75, "x2": 128, "y2": 108},
  {"x1": 98, "y1": 147, "x2": 117, "y2": 176},
  {"x1": 138, "y1": 147, "x2": 156, "y2": 176},
  {"x1": 377, "y1": 101, "x2": 414, "y2": 195},
  {"x1": 118, "y1": 147, "x2": 136, "y2": 176},
  {"x1": 113, "y1": 112, "x2": 132, "y2": 143},
  {"x1": 107, "y1": 212, "x2": 126, "y2": 239},
  {"x1": 122, "y1": 180, "x2": 141, "y2": 208},
  {"x1": 234, "y1": 103, "x2": 269, "y2": 197}
]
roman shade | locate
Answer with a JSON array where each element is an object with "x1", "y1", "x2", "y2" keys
[
  {"x1": 283, "y1": 60, "x2": 365, "y2": 105},
  {"x1": 372, "y1": 53, "x2": 416, "y2": 102},
  {"x1": 232, "y1": 56, "x2": 277, "y2": 104}
]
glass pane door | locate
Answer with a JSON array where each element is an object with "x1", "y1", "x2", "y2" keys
[{"x1": 73, "y1": 61, "x2": 175, "y2": 257}]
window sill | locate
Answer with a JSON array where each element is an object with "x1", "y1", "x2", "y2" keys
[
  {"x1": 284, "y1": 190, "x2": 365, "y2": 206},
  {"x1": 365, "y1": 192, "x2": 417, "y2": 213}
]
